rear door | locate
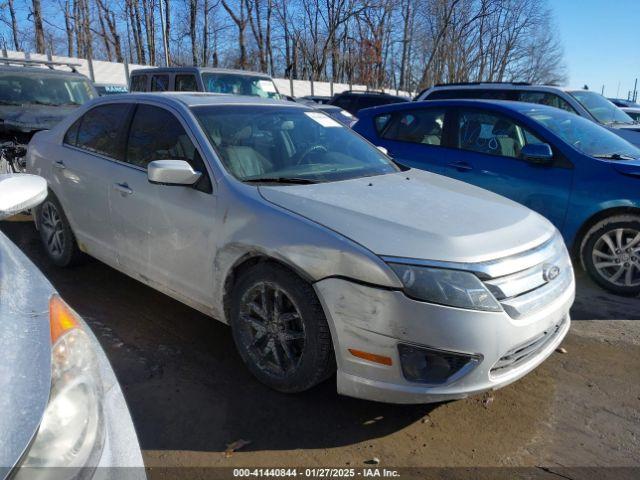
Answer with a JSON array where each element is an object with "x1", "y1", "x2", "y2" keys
[
  {"x1": 371, "y1": 107, "x2": 452, "y2": 174},
  {"x1": 55, "y1": 103, "x2": 133, "y2": 264},
  {"x1": 444, "y1": 107, "x2": 573, "y2": 229},
  {"x1": 108, "y1": 102, "x2": 216, "y2": 310}
]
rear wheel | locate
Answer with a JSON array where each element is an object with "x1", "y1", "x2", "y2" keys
[
  {"x1": 229, "y1": 263, "x2": 335, "y2": 393},
  {"x1": 582, "y1": 215, "x2": 640, "y2": 296},
  {"x1": 36, "y1": 194, "x2": 83, "y2": 267}
]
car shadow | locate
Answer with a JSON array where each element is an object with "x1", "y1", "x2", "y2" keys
[
  {"x1": 1, "y1": 221, "x2": 433, "y2": 453},
  {"x1": 571, "y1": 270, "x2": 640, "y2": 321}
]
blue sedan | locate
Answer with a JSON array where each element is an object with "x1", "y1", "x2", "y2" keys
[{"x1": 354, "y1": 99, "x2": 640, "y2": 295}]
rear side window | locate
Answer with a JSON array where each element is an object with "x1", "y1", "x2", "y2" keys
[
  {"x1": 175, "y1": 75, "x2": 198, "y2": 92},
  {"x1": 64, "y1": 118, "x2": 81, "y2": 146},
  {"x1": 73, "y1": 104, "x2": 131, "y2": 159},
  {"x1": 332, "y1": 95, "x2": 356, "y2": 112},
  {"x1": 427, "y1": 89, "x2": 516, "y2": 100},
  {"x1": 378, "y1": 109, "x2": 446, "y2": 145},
  {"x1": 130, "y1": 75, "x2": 147, "y2": 92},
  {"x1": 518, "y1": 91, "x2": 576, "y2": 113},
  {"x1": 150, "y1": 75, "x2": 169, "y2": 92}
]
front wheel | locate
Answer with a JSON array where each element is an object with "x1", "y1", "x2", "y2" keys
[
  {"x1": 36, "y1": 194, "x2": 83, "y2": 267},
  {"x1": 229, "y1": 263, "x2": 335, "y2": 393},
  {"x1": 582, "y1": 215, "x2": 640, "y2": 296}
]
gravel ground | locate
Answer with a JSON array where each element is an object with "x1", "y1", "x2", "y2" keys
[{"x1": 2, "y1": 220, "x2": 639, "y2": 479}]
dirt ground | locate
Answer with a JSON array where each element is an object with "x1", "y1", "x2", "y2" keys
[{"x1": 2, "y1": 221, "x2": 639, "y2": 478}]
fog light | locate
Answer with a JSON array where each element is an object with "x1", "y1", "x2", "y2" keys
[{"x1": 398, "y1": 344, "x2": 480, "y2": 384}]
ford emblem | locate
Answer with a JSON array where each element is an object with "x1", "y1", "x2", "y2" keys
[{"x1": 543, "y1": 264, "x2": 561, "y2": 282}]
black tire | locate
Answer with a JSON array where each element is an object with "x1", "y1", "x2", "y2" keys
[
  {"x1": 581, "y1": 215, "x2": 640, "y2": 296},
  {"x1": 229, "y1": 263, "x2": 335, "y2": 393},
  {"x1": 35, "y1": 193, "x2": 83, "y2": 267}
]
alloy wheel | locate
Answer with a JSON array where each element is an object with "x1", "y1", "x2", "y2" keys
[
  {"x1": 592, "y1": 228, "x2": 640, "y2": 287},
  {"x1": 40, "y1": 201, "x2": 65, "y2": 258},
  {"x1": 238, "y1": 282, "x2": 306, "y2": 378}
]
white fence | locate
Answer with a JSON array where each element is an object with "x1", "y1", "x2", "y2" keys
[{"x1": 2, "y1": 50, "x2": 411, "y2": 98}]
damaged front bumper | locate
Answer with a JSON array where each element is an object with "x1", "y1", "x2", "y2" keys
[{"x1": 314, "y1": 277, "x2": 573, "y2": 404}]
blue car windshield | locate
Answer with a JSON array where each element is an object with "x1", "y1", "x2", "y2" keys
[
  {"x1": 525, "y1": 107, "x2": 640, "y2": 160},
  {"x1": 569, "y1": 90, "x2": 635, "y2": 126},
  {"x1": 193, "y1": 105, "x2": 399, "y2": 183}
]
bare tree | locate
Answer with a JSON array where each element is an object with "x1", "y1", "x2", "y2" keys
[{"x1": 31, "y1": 0, "x2": 46, "y2": 53}]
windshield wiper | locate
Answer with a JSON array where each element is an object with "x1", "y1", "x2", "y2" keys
[
  {"x1": 243, "y1": 177, "x2": 318, "y2": 184},
  {"x1": 592, "y1": 153, "x2": 637, "y2": 160}
]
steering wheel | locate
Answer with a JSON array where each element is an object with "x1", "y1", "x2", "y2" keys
[{"x1": 296, "y1": 144, "x2": 328, "y2": 165}]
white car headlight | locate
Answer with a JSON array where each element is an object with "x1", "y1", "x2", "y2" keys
[
  {"x1": 19, "y1": 295, "x2": 105, "y2": 472},
  {"x1": 388, "y1": 264, "x2": 502, "y2": 312}
]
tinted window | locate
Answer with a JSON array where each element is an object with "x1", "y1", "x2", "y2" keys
[
  {"x1": 130, "y1": 75, "x2": 147, "y2": 92},
  {"x1": 456, "y1": 109, "x2": 544, "y2": 159},
  {"x1": 378, "y1": 109, "x2": 445, "y2": 145},
  {"x1": 75, "y1": 104, "x2": 131, "y2": 159},
  {"x1": 518, "y1": 91, "x2": 575, "y2": 113},
  {"x1": 126, "y1": 105, "x2": 198, "y2": 168},
  {"x1": 175, "y1": 75, "x2": 198, "y2": 92},
  {"x1": 332, "y1": 95, "x2": 356, "y2": 113},
  {"x1": 150, "y1": 75, "x2": 169, "y2": 92},
  {"x1": 64, "y1": 118, "x2": 81, "y2": 146},
  {"x1": 201, "y1": 73, "x2": 280, "y2": 98},
  {"x1": 569, "y1": 90, "x2": 635, "y2": 125},
  {"x1": 427, "y1": 89, "x2": 516, "y2": 100}
]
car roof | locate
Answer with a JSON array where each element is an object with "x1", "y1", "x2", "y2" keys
[
  {"x1": 130, "y1": 66, "x2": 273, "y2": 78},
  {"x1": 93, "y1": 92, "x2": 307, "y2": 109},
  {"x1": 357, "y1": 98, "x2": 566, "y2": 116},
  {"x1": 425, "y1": 83, "x2": 573, "y2": 94},
  {"x1": 0, "y1": 64, "x2": 88, "y2": 79}
]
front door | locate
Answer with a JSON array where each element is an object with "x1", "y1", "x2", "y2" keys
[
  {"x1": 109, "y1": 103, "x2": 217, "y2": 310},
  {"x1": 444, "y1": 108, "x2": 574, "y2": 230}
]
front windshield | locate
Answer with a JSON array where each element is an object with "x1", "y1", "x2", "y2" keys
[
  {"x1": 0, "y1": 72, "x2": 96, "y2": 106},
  {"x1": 193, "y1": 105, "x2": 399, "y2": 182},
  {"x1": 525, "y1": 107, "x2": 640, "y2": 159},
  {"x1": 202, "y1": 73, "x2": 281, "y2": 99},
  {"x1": 569, "y1": 90, "x2": 635, "y2": 125}
]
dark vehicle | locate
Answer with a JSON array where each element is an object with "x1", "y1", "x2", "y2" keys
[
  {"x1": 0, "y1": 58, "x2": 97, "y2": 172},
  {"x1": 94, "y1": 83, "x2": 128, "y2": 95},
  {"x1": 609, "y1": 98, "x2": 640, "y2": 108},
  {"x1": 129, "y1": 66, "x2": 281, "y2": 99},
  {"x1": 329, "y1": 90, "x2": 409, "y2": 115},
  {"x1": 293, "y1": 97, "x2": 357, "y2": 127},
  {"x1": 300, "y1": 95, "x2": 332, "y2": 104}
]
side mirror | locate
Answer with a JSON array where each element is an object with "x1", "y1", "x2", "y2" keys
[
  {"x1": 0, "y1": 174, "x2": 48, "y2": 220},
  {"x1": 521, "y1": 143, "x2": 554, "y2": 165},
  {"x1": 148, "y1": 160, "x2": 202, "y2": 186},
  {"x1": 377, "y1": 146, "x2": 389, "y2": 156}
]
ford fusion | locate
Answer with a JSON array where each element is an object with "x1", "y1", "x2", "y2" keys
[{"x1": 26, "y1": 93, "x2": 575, "y2": 403}]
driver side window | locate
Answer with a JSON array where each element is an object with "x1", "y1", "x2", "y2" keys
[{"x1": 456, "y1": 109, "x2": 545, "y2": 160}]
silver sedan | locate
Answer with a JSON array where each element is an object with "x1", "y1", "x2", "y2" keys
[{"x1": 27, "y1": 93, "x2": 574, "y2": 403}]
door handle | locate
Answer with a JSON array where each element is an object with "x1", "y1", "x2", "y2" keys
[
  {"x1": 113, "y1": 182, "x2": 133, "y2": 196},
  {"x1": 448, "y1": 161, "x2": 473, "y2": 172},
  {"x1": 53, "y1": 161, "x2": 66, "y2": 170}
]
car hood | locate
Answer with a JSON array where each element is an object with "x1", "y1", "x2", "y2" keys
[
  {"x1": 0, "y1": 104, "x2": 78, "y2": 134},
  {"x1": 0, "y1": 233, "x2": 52, "y2": 475},
  {"x1": 259, "y1": 170, "x2": 554, "y2": 264}
]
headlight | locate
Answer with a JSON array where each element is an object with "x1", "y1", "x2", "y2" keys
[
  {"x1": 19, "y1": 295, "x2": 105, "y2": 474},
  {"x1": 388, "y1": 263, "x2": 502, "y2": 312}
]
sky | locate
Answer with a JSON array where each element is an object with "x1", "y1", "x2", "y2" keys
[{"x1": 549, "y1": 0, "x2": 640, "y2": 98}]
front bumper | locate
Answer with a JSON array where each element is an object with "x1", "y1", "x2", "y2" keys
[{"x1": 314, "y1": 276, "x2": 574, "y2": 404}]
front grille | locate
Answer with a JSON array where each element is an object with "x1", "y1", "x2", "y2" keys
[
  {"x1": 490, "y1": 316, "x2": 567, "y2": 377},
  {"x1": 482, "y1": 234, "x2": 573, "y2": 319}
]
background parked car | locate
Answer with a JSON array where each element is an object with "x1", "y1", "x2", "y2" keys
[
  {"x1": 129, "y1": 66, "x2": 281, "y2": 99},
  {"x1": 354, "y1": 99, "x2": 640, "y2": 295},
  {"x1": 0, "y1": 58, "x2": 98, "y2": 172},
  {"x1": 300, "y1": 95, "x2": 332, "y2": 104},
  {"x1": 329, "y1": 90, "x2": 409, "y2": 115},
  {"x1": 26, "y1": 93, "x2": 573, "y2": 404},
  {"x1": 415, "y1": 83, "x2": 640, "y2": 147},
  {"x1": 0, "y1": 174, "x2": 144, "y2": 479},
  {"x1": 293, "y1": 98, "x2": 357, "y2": 126},
  {"x1": 608, "y1": 98, "x2": 640, "y2": 108},
  {"x1": 621, "y1": 107, "x2": 640, "y2": 122}
]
